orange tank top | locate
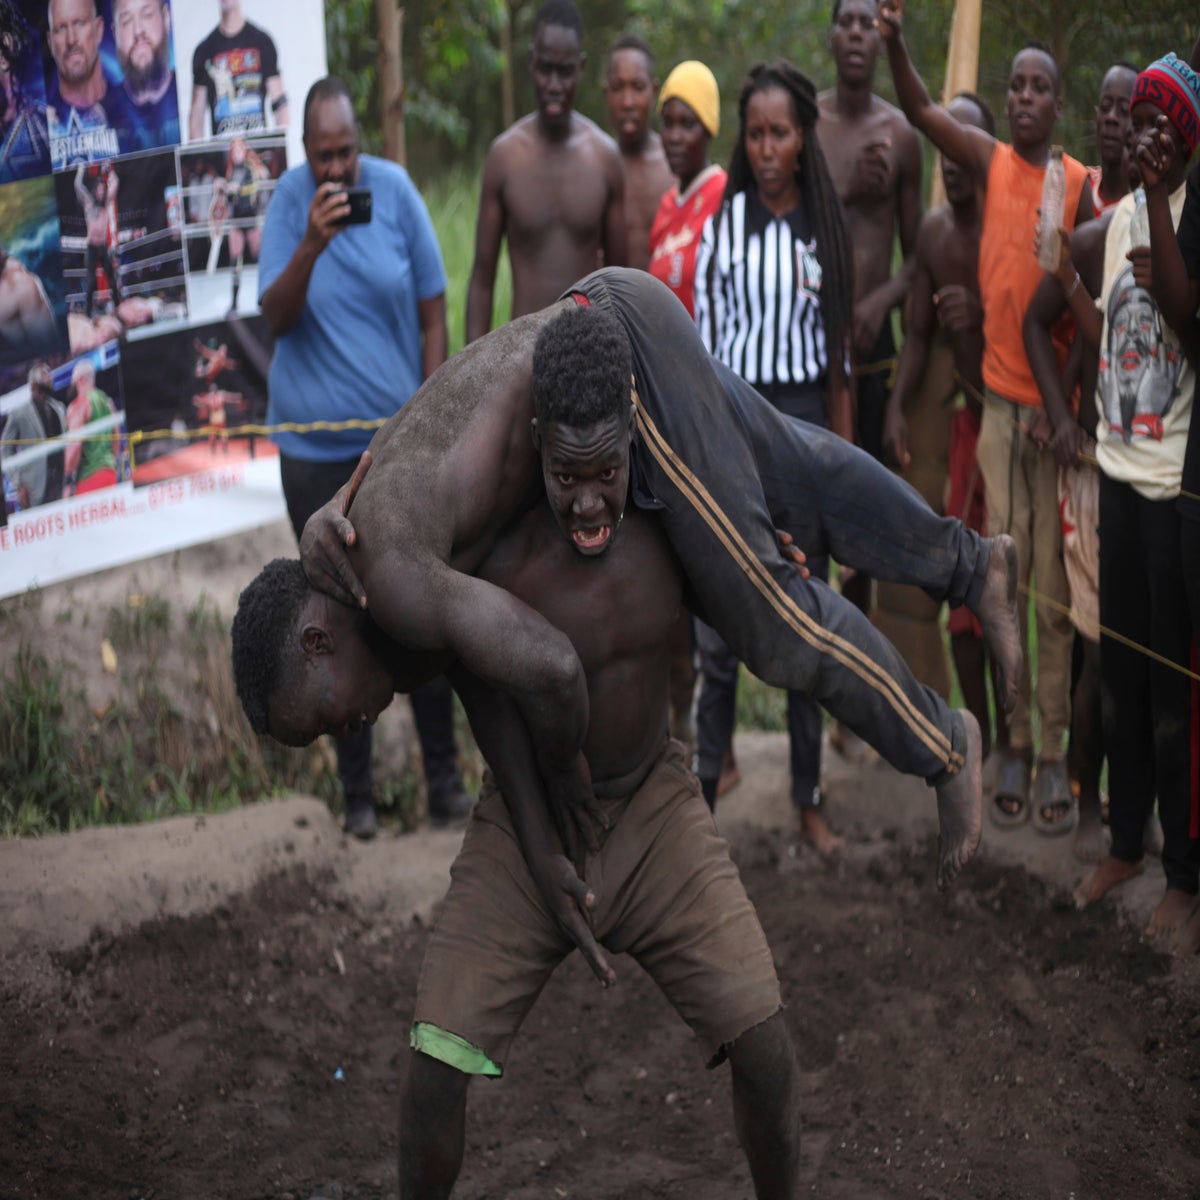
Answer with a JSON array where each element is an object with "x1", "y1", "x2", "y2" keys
[{"x1": 979, "y1": 142, "x2": 1088, "y2": 407}]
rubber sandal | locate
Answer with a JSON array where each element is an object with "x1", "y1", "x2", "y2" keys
[
  {"x1": 1032, "y1": 757, "x2": 1077, "y2": 836},
  {"x1": 988, "y1": 750, "x2": 1031, "y2": 828}
]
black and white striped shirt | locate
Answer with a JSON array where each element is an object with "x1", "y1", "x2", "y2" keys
[{"x1": 694, "y1": 187, "x2": 828, "y2": 388}]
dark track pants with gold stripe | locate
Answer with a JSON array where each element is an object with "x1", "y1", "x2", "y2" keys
[{"x1": 573, "y1": 268, "x2": 990, "y2": 786}]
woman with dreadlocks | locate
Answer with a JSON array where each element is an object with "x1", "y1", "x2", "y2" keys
[{"x1": 692, "y1": 60, "x2": 856, "y2": 856}]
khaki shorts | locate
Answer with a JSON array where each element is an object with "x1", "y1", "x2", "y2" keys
[
  {"x1": 1059, "y1": 446, "x2": 1100, "y2": 643},
  {"x1": 411, "y1": 740, "x2": 781, "y2": 1075}
]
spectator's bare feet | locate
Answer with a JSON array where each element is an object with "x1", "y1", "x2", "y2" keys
[
  {"x1": 800, "y1": 808, "x2": 843, "y2": 861},
  {"x1": 934, "y1": 709, "x2": 982, "y2": 891},
  {"x1": 1073, "y1": 797, "x2": 1108, "y2": 864},
  {"x1": 1073, "y1": 855, "x2": 1143, "y2": 909},
  {"x1": 1170, "y1": 903, "x2": 1200, "y2": 955},
  {"x1": 1145, "y1": 887, "x2": 1198, "y2": 941},
  {"x1": 975, "y1": 536, "x2": 1022, "y2": 715}
]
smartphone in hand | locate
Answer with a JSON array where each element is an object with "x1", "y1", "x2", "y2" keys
[{"x1": 336, "y1": 187, "x2": 372, "y2": 226}]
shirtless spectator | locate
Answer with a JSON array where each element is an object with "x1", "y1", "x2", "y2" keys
[
  {"x1": 883, "y1": 92, "x2": 1007, "y2": 772},
  {"x1": 816, "y1": 0, "x2": 922, "y2": 457},
  {"x1": 603, "y1": 33, "x2": 673, "y2": 270},
  {"x1": 1089, "y1": 62, "x2": 1138, "y2": 213},
  {"x1": 74, "y1": 162, "x2": 120, "y2": 316},
  {"x1": 816, "y1": 0, "x2": 922, "y2": 757},
  {"x1": 0, "y1": 245, "x2": 57, "y2": 354},
  {"x1": 465, "y1": 0, "x2": 626, "y2": 341}
]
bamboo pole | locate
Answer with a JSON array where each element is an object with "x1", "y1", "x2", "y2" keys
[{"x1": 930, "y1": 0, "x2": 981, "y2": 207}]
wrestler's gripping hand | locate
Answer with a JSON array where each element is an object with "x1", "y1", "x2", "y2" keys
[
  {"x1": 529, "y1": 844, "x2": 616, "y2": 988},
  {"x1": 299, "y1": 451, "x2": 372, "y2": 608},
  {"x1": 775, "y1": 530, "x2": 810, "y2": 578},
  {"x1": 542, "y1": 752, "x2": 609, "y2": 867}
]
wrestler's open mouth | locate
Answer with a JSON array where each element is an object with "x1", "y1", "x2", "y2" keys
[{"x1": 572, "y1": 525, "x2": 611, "y2": 552}]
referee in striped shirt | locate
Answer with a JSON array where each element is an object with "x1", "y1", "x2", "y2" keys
[{"x1": 692, "y1": 60, "x2": 855, "y2": 856}]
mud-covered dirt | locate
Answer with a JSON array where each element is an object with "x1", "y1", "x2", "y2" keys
[{"x1": 4, "y1": 821, "x2": 1198, "y2": 1200}]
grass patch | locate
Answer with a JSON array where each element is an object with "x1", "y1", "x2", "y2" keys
[
  {"x1": 0, "y1": 594, "x2": 339, "y2": 837},
  {"x1": 425, "y1": 165, "x2": 511, "y2": 356}
]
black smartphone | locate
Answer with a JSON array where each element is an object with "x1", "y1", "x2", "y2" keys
[{"x1": 336, "y1": 187, "x2": 372, "y2": 226}]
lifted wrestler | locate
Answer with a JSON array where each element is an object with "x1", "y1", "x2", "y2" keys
[{"x1": 294, "y1": 277, "x2": 1022, "y2": 892}]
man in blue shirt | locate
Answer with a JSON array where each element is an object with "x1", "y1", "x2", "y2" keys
[{"x1": 258, "y1": 76, "x2": 468, "y2": 838}]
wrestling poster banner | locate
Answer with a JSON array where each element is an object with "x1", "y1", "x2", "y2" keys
[{"x1": 0, "y1": 0, "x2": 326, "y2": 598}]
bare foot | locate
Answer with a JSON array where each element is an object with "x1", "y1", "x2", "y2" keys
[
  {"x1": 1145, "y1": 887, "x2": 1198, "y2": 940},
  {"x1": 800, "y1": 808, "x2": 844, "y2": 861},
  {"x1": 1073, "y1": 855, "x2": 1144, "y2": 909},
  {"x1": 974, "y1": 535, "x2": 1023, "y2": 716},
  {"x1": 934, "y1": 709, "x2": 983, "y2": 891},
  {"x1": 1072, "y1": 799, "x2": 1108, "y2": 864},
  {"x1": 1170, "y1": 903, "x2": 1200, "y2": 955}
]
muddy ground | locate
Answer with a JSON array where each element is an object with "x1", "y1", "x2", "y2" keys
[{"x1": 3, "y1": 731, "x2": 1198, "y2": 1200}]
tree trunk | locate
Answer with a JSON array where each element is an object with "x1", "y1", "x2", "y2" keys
[
  {"x1": 501, "y1": 1, "x2": 515, "y2": 131},
  {"x1": 377, "y1": 0, "x2": 406, "y2": 165}
]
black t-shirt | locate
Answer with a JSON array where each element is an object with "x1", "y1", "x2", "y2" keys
[
  {"x1": 1176, "y1": 162, "x2": 1200, "y2": 523},
  {"x1": 191, "y1": 21, "x2": 280, "y2": 137}
]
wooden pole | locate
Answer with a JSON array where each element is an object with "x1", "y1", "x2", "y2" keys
[
  {"x1": 377, "y1": 0, "x2": 406, "y2": 166},
  {"x1": 930, "y1": 0, "x2": 981, "y2": 207}
]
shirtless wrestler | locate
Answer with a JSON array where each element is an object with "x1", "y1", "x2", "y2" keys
[{"x1": 232, "y1": 317, "x2": 806, "y2": 1196}]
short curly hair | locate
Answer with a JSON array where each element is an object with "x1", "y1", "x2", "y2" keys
[
  {"x1": 532, "y1": 0, "x2": 583, "y2": 41},
  {"x1": 230, "y1": 558, "x2": 311, "y2": 734},
  {"x1": 532, "y1": 306, "x2": 632, "y2": 429}
]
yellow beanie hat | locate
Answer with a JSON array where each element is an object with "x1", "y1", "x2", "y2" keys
[{"x1": 657, "y1": 61, "x2": 720, "y2": 138}]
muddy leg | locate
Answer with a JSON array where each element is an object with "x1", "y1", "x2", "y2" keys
[
  {"x1": 935, "y1": 709, "x2": 983, "y2": 890},
  {"x1": 399, "y1": 1049, "x2": 470, "y2": 1200},
  {"x1": 974, "y1": 535, "x2": 1023, "y2": 716},
  {"x1": 950, "y1": 631, "x2": 991, "y2": 761},
  {"x1": 728, "y1": 1011, "x2": 802, "y2": 1200}
]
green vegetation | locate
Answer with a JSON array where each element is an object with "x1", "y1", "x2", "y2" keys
[
  {"x1": 0, "y1": 593, "x2": 336, "y2": 836},
  {"x1": 0, "y1": 584, "x2": 493, "y2": 837},
  {"x1": 427, "y1": 166, "x2": 512, "y2": 355},
  {"x1": 332, "y1": 2, "x2": 1195, "y2": 191}
]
